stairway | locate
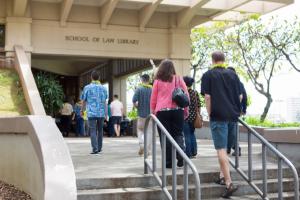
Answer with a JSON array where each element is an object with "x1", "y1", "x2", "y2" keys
[
  {"x1": 69, "y1": 138, "x2": 299, "y2": 200},
  {"x1": 77, "y1": 166, "x2": 297, "y2": 200}
]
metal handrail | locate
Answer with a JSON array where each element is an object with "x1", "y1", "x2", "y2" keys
[
  {"x1": 143, "y1": 114, "x2": 201, "y2": 200},
  {"x1": 231, "y1": 119, "x2": 299, "y2": 200}
]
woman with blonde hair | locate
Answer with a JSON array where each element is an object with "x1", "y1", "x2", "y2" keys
[{"x1": 150, "y1": 59, "x2": 189, "y2": 168}]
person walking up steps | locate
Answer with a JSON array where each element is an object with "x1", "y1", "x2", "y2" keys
[
  {"x1": 183, "y1": 76, "x2": 201, "y2": 158},
  {"x1": 110, "y1": 95, "x2": 124, "y2": 137},
  {"x1": 81, "y1": 71, "x2": 108, "y2": 154},
  {"x1": 132, "y1": 74, "x2": 152, "y2": 156},
  {"x1": 201, "y1": 51, "x2": 242, "y2": 198},
  {"x1": 150, "y1": 59, "x2": 189, "y2": 169}
]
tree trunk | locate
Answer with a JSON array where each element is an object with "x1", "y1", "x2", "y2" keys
[{"x1": 260, "y1": 95, "x2": 273, "y2": 122}]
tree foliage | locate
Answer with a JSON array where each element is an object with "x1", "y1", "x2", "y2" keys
[{"x1": 192, "y1": 16, "x2": 300, "y2": 122}]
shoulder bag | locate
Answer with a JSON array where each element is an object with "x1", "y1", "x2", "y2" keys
[
  {"x1": 194, "y1": 106, "x2": 203, "y2": 128},
  {"x1": 172, "y1": 76, "x2": 190, "y2": 108}
]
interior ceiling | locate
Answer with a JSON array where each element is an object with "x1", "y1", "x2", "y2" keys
[{"x1": 31, "y1": 54, "x2": 108, "y2": 76}]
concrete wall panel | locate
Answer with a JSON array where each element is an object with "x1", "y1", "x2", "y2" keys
[
  {"x1": 68, "y1": 5, "x2": 100, "y2": 24},
  {"x1": 110, "y1": 9, "x2": 139, "y2": 27},
  {"x1": 0, "y1": 133, "x2": 43, "y2": 200},
  {"x1": 0, "y1": 116, "x2": 77, "y2": 200},
  {"x1": 31, "y1": 21, "x2": 171, "y2": 59},
  {"x1": 0, "y1": 0, "x2": 6, "y2": 18},
  {"x1": 31, "y1": 2, "x2": 60, "y2": 21}
]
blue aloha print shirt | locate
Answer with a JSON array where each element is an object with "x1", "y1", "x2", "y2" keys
[{"x1": 81, "y1": 81, "x2": 108, "y2": 118}]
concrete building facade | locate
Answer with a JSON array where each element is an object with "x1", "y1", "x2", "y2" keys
[{"x1": 0, "y1": 0, "x2": 293, "y2": 107}]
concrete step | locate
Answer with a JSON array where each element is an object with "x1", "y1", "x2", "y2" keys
[
  {"x1": 77, "y1": 178, "x2": 296, "y2": 200},
  {"x1": 77, "y1": 167, "x2": 294, "y2": 190},
  {"x1": 207, "y1": 191, "x2": 295, "y2": 200}
]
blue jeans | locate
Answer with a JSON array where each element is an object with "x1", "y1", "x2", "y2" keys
[
  {"x1": 88, "y1": 117, "x2": 105, "y2": 153},
  {"x1": 210, "y1": 121, "x2": 237, "y2": 150},
  {"x1": 183, "y1": 121, "x2": 197, "y2": 157},
  {"x1": 76, "y1": 117, "x2": 85, "y2": 136}
]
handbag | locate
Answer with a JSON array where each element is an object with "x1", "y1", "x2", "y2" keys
[
  {"x1": 172, "y1": 76, "x2": 190, "y2": 108},
  {"x1": 194, "y1": 106, "x2": 203, "y2": 128}
]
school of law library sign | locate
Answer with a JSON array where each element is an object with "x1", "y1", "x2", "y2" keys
[
  {"x1": 31, "y1": 22, "x2": 173, "y2": 60},
  {"x1": 65, "y1": 35, "x2": 140, "y2": 45}
]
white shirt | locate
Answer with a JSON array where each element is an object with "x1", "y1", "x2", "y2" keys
[
  {"x1": 61, "y1": 103, "x2": 73, "y2": 116},
  {"x1": 110, "y1": 99, "x2": 123, "y2": 117}
]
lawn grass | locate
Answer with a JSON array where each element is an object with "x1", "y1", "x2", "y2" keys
[{"x1": 0, "y1": 69, "x2": 29, "y2": 116}]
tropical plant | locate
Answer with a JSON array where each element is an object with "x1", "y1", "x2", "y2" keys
[{"x1": 35, "y1": 72, "x2": 64, "y2": 116}]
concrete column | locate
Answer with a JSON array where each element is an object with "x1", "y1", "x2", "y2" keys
[
  {"x1": 168, "y1": 28, "x2": 191, "y2": 76},
  {"x1": 5, "y1": 17, "x2": 32, "y2": 65},
  {"x1": 172, "y1": 59, "x2": 191, "y2": 76},
  {"x1": 111, "y1": 76, "x2": 128, "y2": 114}
]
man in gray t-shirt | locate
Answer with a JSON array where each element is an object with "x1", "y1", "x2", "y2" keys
[{"x1": 132, "y1": 74, "x2": 152, "y2": 156}]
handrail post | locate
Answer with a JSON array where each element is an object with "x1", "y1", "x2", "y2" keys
[
  {"x1": 144, "y1": 119, "x2": 149, "y2": 174},
  {"x1": 262, "y1": 144, "x2": 268, "y2": 199},
  {"x1": 184, "y1": 161, "x2": 189, "y2": 200},
  {"x1": 162, "y1": 134, "x2": 167, "y2": 189},
  {"x1": 235, "y1": 122, "x2": 240, "y2": 168},
  {"x1": 152, "y1": 119, "x2": 157, "y2": 172},
  {"x1": 172, "y1": 146, "x2": 177, "y2": 199},
  {"x1": 248, "y1": 130, "x2": 253, "y2": 182},
  {"x1": 278, "y1": 159, "x2": 283, "y2": 200}
]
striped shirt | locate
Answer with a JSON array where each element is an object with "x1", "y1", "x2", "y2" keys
[{"x1": 132, "y1": 85, "x2": 152, "y2": 118}]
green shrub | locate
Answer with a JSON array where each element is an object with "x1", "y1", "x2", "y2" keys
[
  {"x1": 35, "y1": 72, "x2": 64, "y2": 116},
  {"x1": 245, "y1": 116, "x2": 300, "y2": 128},
  {"x1": 0, "y1": 69, "x2": 29, "y2": 115},
  {"x1": 128, "y1": 108, "x2": 138, "y2": 120}
]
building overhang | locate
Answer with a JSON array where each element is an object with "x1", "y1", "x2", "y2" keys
[{"x1": 26, "y1": 0, "x2": 294, "y2": 29}]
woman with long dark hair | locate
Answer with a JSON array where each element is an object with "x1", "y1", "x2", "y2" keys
[{"x1": 150, "y1": 59, "x2": 189, "y2": 168}]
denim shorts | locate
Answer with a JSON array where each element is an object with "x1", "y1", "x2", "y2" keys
[{"x1": 210, "y1": 121, "x2": 237, "y2": 150}]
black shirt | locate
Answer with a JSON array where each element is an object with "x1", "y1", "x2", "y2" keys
[
  {"x1": 201, "y1": 67, "x2": 242, "y2": 122},
  {"x1": 240, "y1": 82, "x2": 247, "y2": 114}
]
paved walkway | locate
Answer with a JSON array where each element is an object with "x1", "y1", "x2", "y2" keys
[{"x1": 67, "y1": 137, "x2": 267, "y2": 180}]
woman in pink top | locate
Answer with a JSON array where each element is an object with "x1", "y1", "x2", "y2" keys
[{"x1": 150, "y1": 59, "x2": 189, "y2": 168}]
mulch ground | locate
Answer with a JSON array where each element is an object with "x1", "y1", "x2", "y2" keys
[{"x1": 0, "y1": 181, "x2": 31, "y2": 200}]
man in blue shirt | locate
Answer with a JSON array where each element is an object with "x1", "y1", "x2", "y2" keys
[{"x1": 81, "y1": 71, "x2": 108, "y2": 154}]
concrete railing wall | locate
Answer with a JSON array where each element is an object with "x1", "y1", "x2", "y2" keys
[
  {"x1": 0, "y1": 116, "x2": 77, "y2": 200},
  {"x1": 0, "y1": 46, "x2": 77, "y2": 199},
  {"x1": 14, "y1": 45, "x2": 46, "y2": 115}
]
